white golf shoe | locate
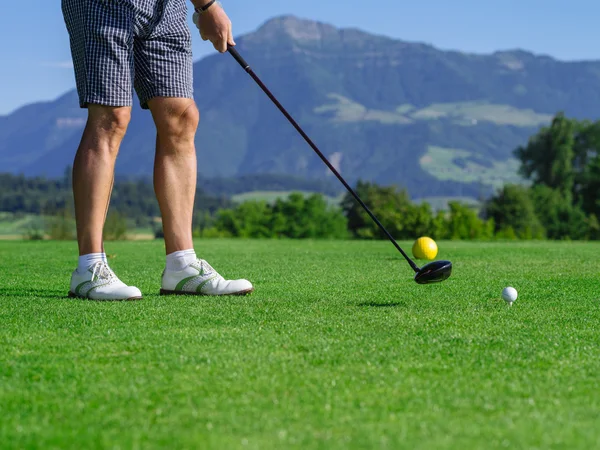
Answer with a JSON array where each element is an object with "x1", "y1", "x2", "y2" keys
[
  {"x1": 69, "y1": 261, "x2": 143, "y2": 301},
  {"x1": 160, "y1": 259, "x2": 254, "y2": 296}
]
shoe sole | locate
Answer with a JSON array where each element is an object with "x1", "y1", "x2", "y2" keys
[
  {"x1": 68, "y1": 291, "x2": 143, "y2": 302},
  {"x1": 159, "y1": 287, "x2": 254, "y2": 296}
]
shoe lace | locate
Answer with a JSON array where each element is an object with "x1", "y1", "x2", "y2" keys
[
  {"x1": 194, "y1": 259, "x2": 221, "y2": 278},
  {"x1": 90, "y1": 261, "x2": 117, "y2": 282},
  {"x1": 201, "y1": 260, "x2": 215, "y2": 274}
]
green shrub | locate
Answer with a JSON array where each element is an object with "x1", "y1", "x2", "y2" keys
[
  {"x1": 46, "y1": 209, "x2": 76, "y2": 240},
  {"x1": 212, "y1": 193, "x2": 348, "y2": 239},
  {"x1": 22, "y1": 216, "x2": 46, "y2": 240},
  {"x1": 103, "y1": 211, "x2": 128, "y2": 241},
  {"x1": 446, "y1": 202, "x2": 494, "y2": 240},
  {"x1": 495, "y1": 226, "x2": 517, "y2": 240},
  {"x1": 485, "y1": 184, "x2": 546, "y2": 239}
]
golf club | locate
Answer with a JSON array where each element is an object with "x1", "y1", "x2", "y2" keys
[{"x1": 228, "y1": 46, "x2": 452, "y2": 284}]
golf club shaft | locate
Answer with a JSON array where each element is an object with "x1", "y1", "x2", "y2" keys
[{"x1": 228, "y1": 46, "x2": 420, "y2": 273}]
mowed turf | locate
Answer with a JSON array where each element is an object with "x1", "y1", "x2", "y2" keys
[{"x1": 1, "y1": 239, "x2": 600, "y2": 449}]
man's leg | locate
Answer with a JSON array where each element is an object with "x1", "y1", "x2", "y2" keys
[
  {"x1": 132, "y1": 0, "x2": 252, "y2": 295},
  {"x1": 147, "y1": 97, "x2": 198, "y2": 255},
  {"x1": 146, "y1": 97, "x2": 252, "y2": 296},
  {"x1": 68, "y1": 104, "x2": 142, "y2": 301},
  {"x1": 61, "y1": 0, "x2": 141, "y2": 300},
  {"x1": 73, "y1": 105, "x2": 131, "y2": 255}
]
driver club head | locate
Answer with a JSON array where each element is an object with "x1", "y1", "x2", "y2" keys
[{"x1": 414, "y1": 260, "x2": 453, "y2": 285}]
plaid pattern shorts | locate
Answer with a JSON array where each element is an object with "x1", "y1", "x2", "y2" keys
[{"x1": 61, "y1": 0, "x2": 193, "y2": 109}]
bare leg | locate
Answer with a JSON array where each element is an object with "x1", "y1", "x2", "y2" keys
[
  {"x1": 72, "y1": 105, "x2": 131, "y2": 255},
  {"x1": 147, "y1": 97, "x2": 199, "y2": 255},
  {"x1": 150, "y1": 98, "x2": 254, "y2": 296}
]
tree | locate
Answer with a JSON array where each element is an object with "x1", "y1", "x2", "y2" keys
[
  {"x1": 515, "y1": 113, "x2": 600, "y2": 219},
  {"x1": 587, "y1": 214, "x2": 600, "y2": 240},
  {"x1": 485, "y1": 184, "x2": 545, "y2": 239},
  {"x1": 342, "y1": 181, "x2": 497, "y2": 240},
  {"x1": 578, "y1": 153, "x2": 600, "y2": 219},
  {"x1": 215, "y1": 201, "x2": 273, "y2": 238},
  {"x1": 430, "y1": 210, "x2": 450, "y2": 240},
  {"x1": 572, "y1": 120, "x2": 600, "y2": 203},
  {"x1": 212, "y1": 193, "x2": 348, "y2": 239},
  {"x1": 531, "y1": 185, "x2": 588, "y2": 240},
  {"x1": 446, "y1": 202, "x2": 494, "y2": 240},
  {"x1": 515, "y1": 113, "x2": 576, "y2": 199},
  {"x1": 272, "y1": 193, "x2": 347, "y2": 239},
  {"x1": 342, "y1": 181, "x2": 419, "y2": 240}
]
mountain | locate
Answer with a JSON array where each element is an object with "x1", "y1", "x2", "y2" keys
[{"x1": 2, "y1": 16, "x2": 600, "y2": 199}]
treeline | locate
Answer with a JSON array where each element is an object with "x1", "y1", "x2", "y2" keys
[
  {"x1": 0, "y1": 170, "x2": 230, "y2": 227},
  {"x1": 196, "y1": 112, "x2": 600, "y2": 241},
  {"x1": 0, "y1": 171, "x2": 340, "y2": 226},
  {"x1": 198, "y1": 185, "x2": 493, "y2": 240},
  {"x1": 4, "y1": 112, "x2": 600, "y2": 241},
  {"x1": 111, "y1": 173, "x2": 342, "y2": 197},
  {"x1": 0, "y1": 173, "x2": 71, "y2": 215},
  {"x1": 484, "y1": 113, "x2": 600, "y2": 240},
  {"x1": 196, "y1": 193, "x2": 348, "y2": 238},
  {"x1": 197, "y1": 174, "x2": 341, "y2": 197}
]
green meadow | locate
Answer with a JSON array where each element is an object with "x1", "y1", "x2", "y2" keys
[{"x1": 1, "y1": 239, "x2": 599, "y2": 449}]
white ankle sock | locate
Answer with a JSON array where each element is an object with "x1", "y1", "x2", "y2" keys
[
  {"x1": 77, "y1": 253, "x2": 106, "y2": 274},
  {"x1": 166, "y1": 249, "x2": 197, "y2": 272}
]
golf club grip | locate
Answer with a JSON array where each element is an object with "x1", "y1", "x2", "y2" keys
[
  {"x1": 228, "y1": 46, "x2": 250, "y2": 71},
  {"x1": 228, "y1": 48, "x2": 419, "y2": 272}
]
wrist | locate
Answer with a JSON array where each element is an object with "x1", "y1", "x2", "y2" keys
[{"x1": 192, "y1": 0, "x2": 217, "y2": 12}]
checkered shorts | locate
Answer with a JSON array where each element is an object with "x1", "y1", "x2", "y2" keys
[{"x1": 61, "y1": 0, "x2": 193, "y2": 109}]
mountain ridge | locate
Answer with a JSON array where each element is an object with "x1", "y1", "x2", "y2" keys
[{"x1": 1, "y1": 15, "x2": 600, "y2": 200}]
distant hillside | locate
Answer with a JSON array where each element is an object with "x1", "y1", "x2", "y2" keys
[{"x1": 2, "y1": 15, "x2": 600, "y2": 199}]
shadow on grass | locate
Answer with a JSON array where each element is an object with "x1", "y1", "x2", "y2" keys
[
  {"x1": 357, "y1": 301, "x2": 406, "y2": 308},
  {"x1": 0, "y1": 288, "x2": 148, "y2": 302},
  {"x1": 0, "y1": 287, "x2": 66, "y2": 300}
]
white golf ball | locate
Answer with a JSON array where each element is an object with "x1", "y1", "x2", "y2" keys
[{"x1": 502, "y1": 287, "x2": 518, "y2": 304}]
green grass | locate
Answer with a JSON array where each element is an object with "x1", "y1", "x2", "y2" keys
[
  {"x1": 315, "y1": 95, "x2": 551, "y2": 128},
  {"x1": 1, "y1": 239, "x2": 600, "y2": 449},
  {"x1": 420, "y1": 145, "x2": 523, "y2": 188},
  {"x1": 0, "y1": 212, "x2": 46, "y2": 237},
  {"x1": 410, "y1": 101, "x2": 552, "y2": 127},
  {"x1": 0, "y1": 213, "x2": 155, "y2": 240},
  {"x1": 314, "y1": 94, "x2": 413, "y2": 125}
]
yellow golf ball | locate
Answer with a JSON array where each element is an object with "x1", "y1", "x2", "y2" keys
[{"x1": 412, "y1": 237, "x2": 438, "y2": 260}]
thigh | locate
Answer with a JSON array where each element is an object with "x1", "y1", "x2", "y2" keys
[
  {"x1": 62, "y1": 0, "x2": 135, "y2": 108},
  {"x1": 133, "y1": 0, "x2": 193, "y2": 110}
]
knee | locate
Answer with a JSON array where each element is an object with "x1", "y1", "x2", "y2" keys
[
  {"x1": 88, "y1": 106, "x2": 131, "y2": 139},
  {"x1": 157, "y1": 101, "x2": 200, "y2": 142}
]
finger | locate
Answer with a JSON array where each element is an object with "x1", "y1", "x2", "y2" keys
[
  {"x1": 216, "y1": 37, "x2": 227, "y2": 53},
  {"x1": 228, "y1": 26, "x2": 235, "y2": 46}
]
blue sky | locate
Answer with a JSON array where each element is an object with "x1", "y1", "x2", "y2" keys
[{"x1": 0, "y1": 0, "x2": 596, "y2": 115}]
